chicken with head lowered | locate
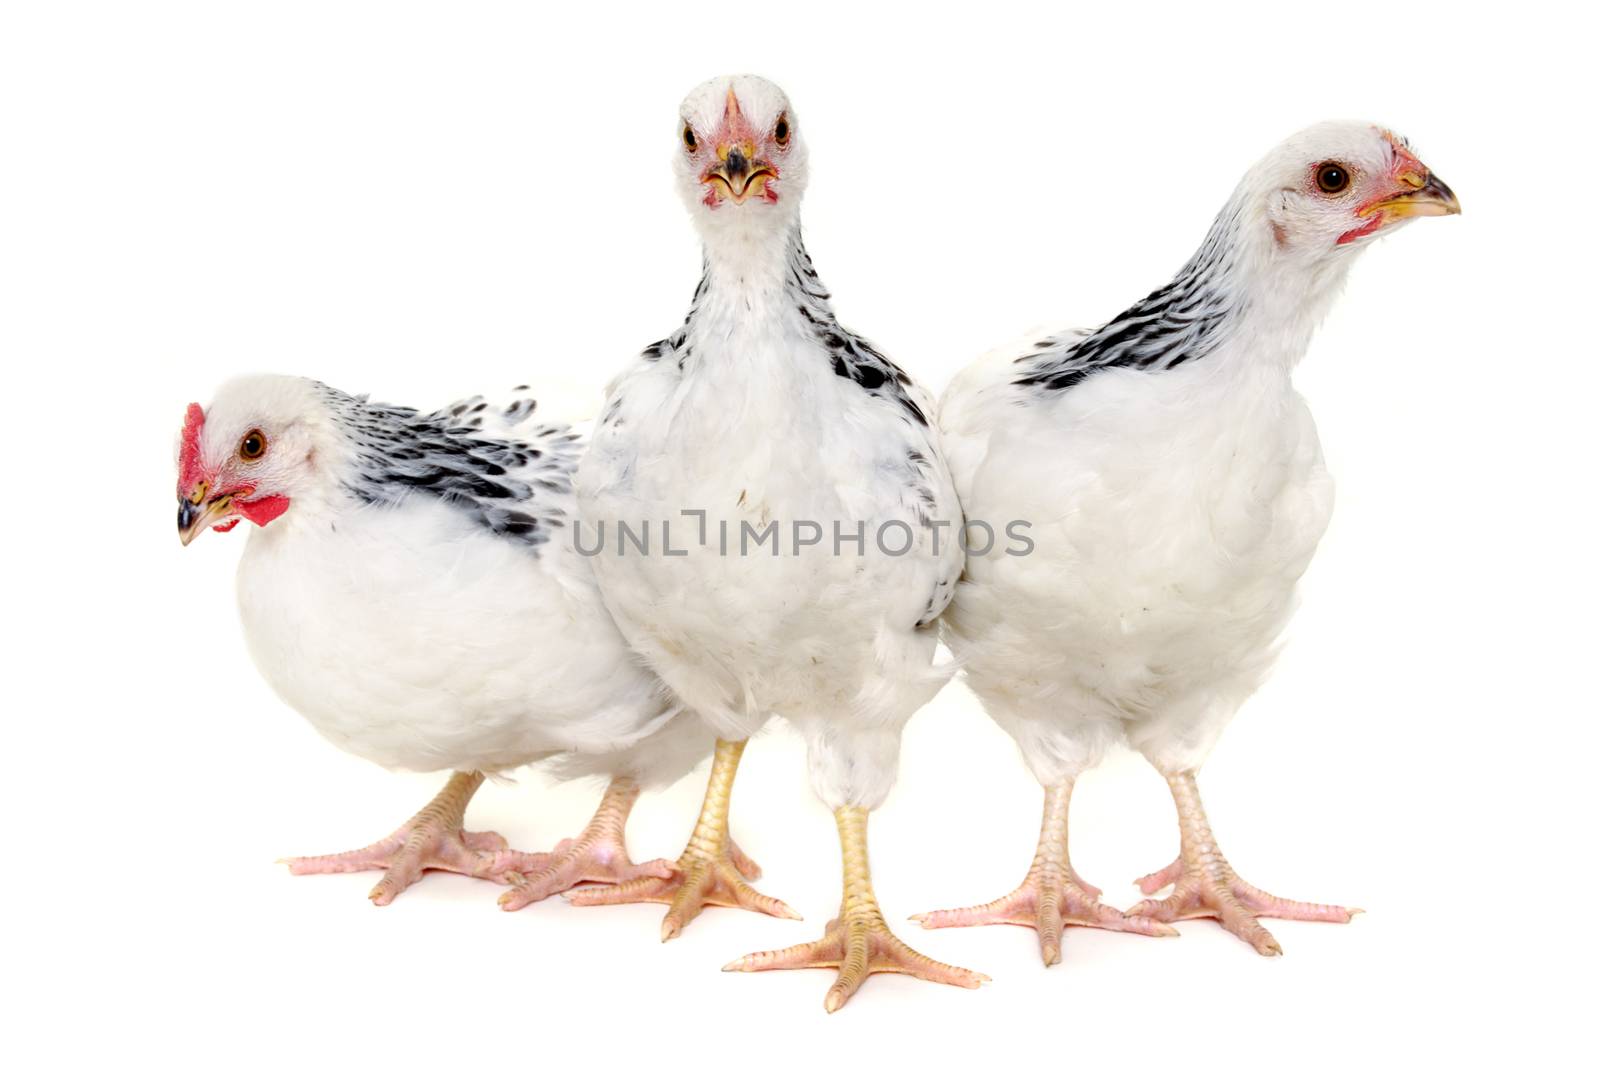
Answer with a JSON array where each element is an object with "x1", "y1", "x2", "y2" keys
[{"x1": 177, "y1": 375, "x2": 710, "y2": 908}]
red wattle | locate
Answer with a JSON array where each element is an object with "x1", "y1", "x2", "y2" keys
[
  {"x1": 1337, "y1": 216, "x2": 1383, "y2": 245},
  {"x1": 234, "y1": 495, "x2": 291, "y2": 527}
]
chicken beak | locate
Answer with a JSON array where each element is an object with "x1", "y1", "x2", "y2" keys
[
  {"x1": 1361, "y1": 171, "x2": 1462, "y2": 222},
  {"x1": 703, "y1": 141, "x2": 772, "y2": 202},
  {"x1": 178, "y1": 492, "x2": 234, "y2": 546}
]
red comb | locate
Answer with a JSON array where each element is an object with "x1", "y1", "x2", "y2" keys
[{"x1": 180, "y1": 402, "x2": 207, "y2": 486}]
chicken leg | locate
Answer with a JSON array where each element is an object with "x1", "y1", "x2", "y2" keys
[
  {"x1": 497, "y1": 776, "x2": 675, "y2": 910},
  {"x1": 725, "y1": 806, "x2": 988, "y2": 1013},
  {"x1": 281, "y1": 771, "x2": 544, "y2": 905},
  {"x1": 913, "y1": 781, "x2": 1175, "y2": 963},
  {"x1": 565, "y1": 739, "x2": 799, "y2": 940},
  {"x1": 1129, "y1": 770, "x2": 1361, "y2": 955}
]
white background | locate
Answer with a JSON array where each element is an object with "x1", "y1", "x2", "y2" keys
[{"x1": 5, "y1": 2, "x2": 1595, "y2": 1062}]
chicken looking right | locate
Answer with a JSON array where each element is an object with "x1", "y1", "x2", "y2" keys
[{"x1": 920, "y1": 122, "x2": 1460, "y2": 962}]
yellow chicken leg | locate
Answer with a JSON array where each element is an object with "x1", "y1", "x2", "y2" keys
[{"x1": 725, "y1": 806, "x2": 989, "y2": 1013}]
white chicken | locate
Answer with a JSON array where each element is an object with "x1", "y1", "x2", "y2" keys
[
  {"x1": 919, "y1": 123, "x2": 1460, "y2": 960},
  {"x1": 574, "y1": 75, "x2": 984, "y2": 1011},
  {"x1": 177, "y1": 375, "x2": 706, "y2": 907}
]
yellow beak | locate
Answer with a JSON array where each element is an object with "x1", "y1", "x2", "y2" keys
[
  {"x1": 178, "y1": 493, "x2": 235, "y2": 546},
  {"x1": 703, "y1": 141, "x2": 773, "y2": 202},
  {"x1": 1362, "y1": 172, "x2": 1462, "y2": 221}
]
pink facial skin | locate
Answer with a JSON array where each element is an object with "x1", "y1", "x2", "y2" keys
[
  {"x1": 1335, "y1": 131, "x2": 1441, "y2": 245},
  {"x1": 692, "y1": 88, "x2": 785, "y2": 209}
]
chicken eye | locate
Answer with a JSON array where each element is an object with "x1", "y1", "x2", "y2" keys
[
  {"x1": 682, "y1": 125, "x2": 697, "y2": 152},
  {"x1": 239, "y1": 430, "x2": 267, "y2": 462},
  {"x1": 773, "y1": 114, "x2": 790, "y2": 146},
  {"x1": 1315, "y1": 162, "x2": 1350, "y2": 195}
]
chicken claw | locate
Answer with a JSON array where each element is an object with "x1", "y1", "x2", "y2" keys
[
  {"x1": 498, "y1": 776, "x2": 675, "y2": 910},
  {"x1": 1130, "y1": 771, "x2": 1361, "y2": 955},
  {"x1": 726, "y1": 806, "x2": 987, "y2": 1013},
  {"x1": 914, "y1": 784, "x2": 1174, "y2": 965},
  {"x1": 281, "y1": 771, "x2": 544, "y2": 905},
  {"x1": 565, "y1": 739, "x2": 800, "y2": 939}
]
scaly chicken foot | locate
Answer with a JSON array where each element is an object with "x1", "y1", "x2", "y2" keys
[
  {"x1": 913, "y1": 782, "x2": 1175, "y2": 964},
  {"x1": 497, "y1": 776, "x2": 674, "y2": 910},
  {"x1": 565, "y1": 739, "x2": 800, "y2": 939},
  {"x1": 281, "y1": 771, "x2": 545, "y2": 906},
  {"x1": 1129, "y1": 771, "x2": 1361, "y2": 955},
  {"x1": 725, "y1": 806, "x2": 988, "y2": 1013}
]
